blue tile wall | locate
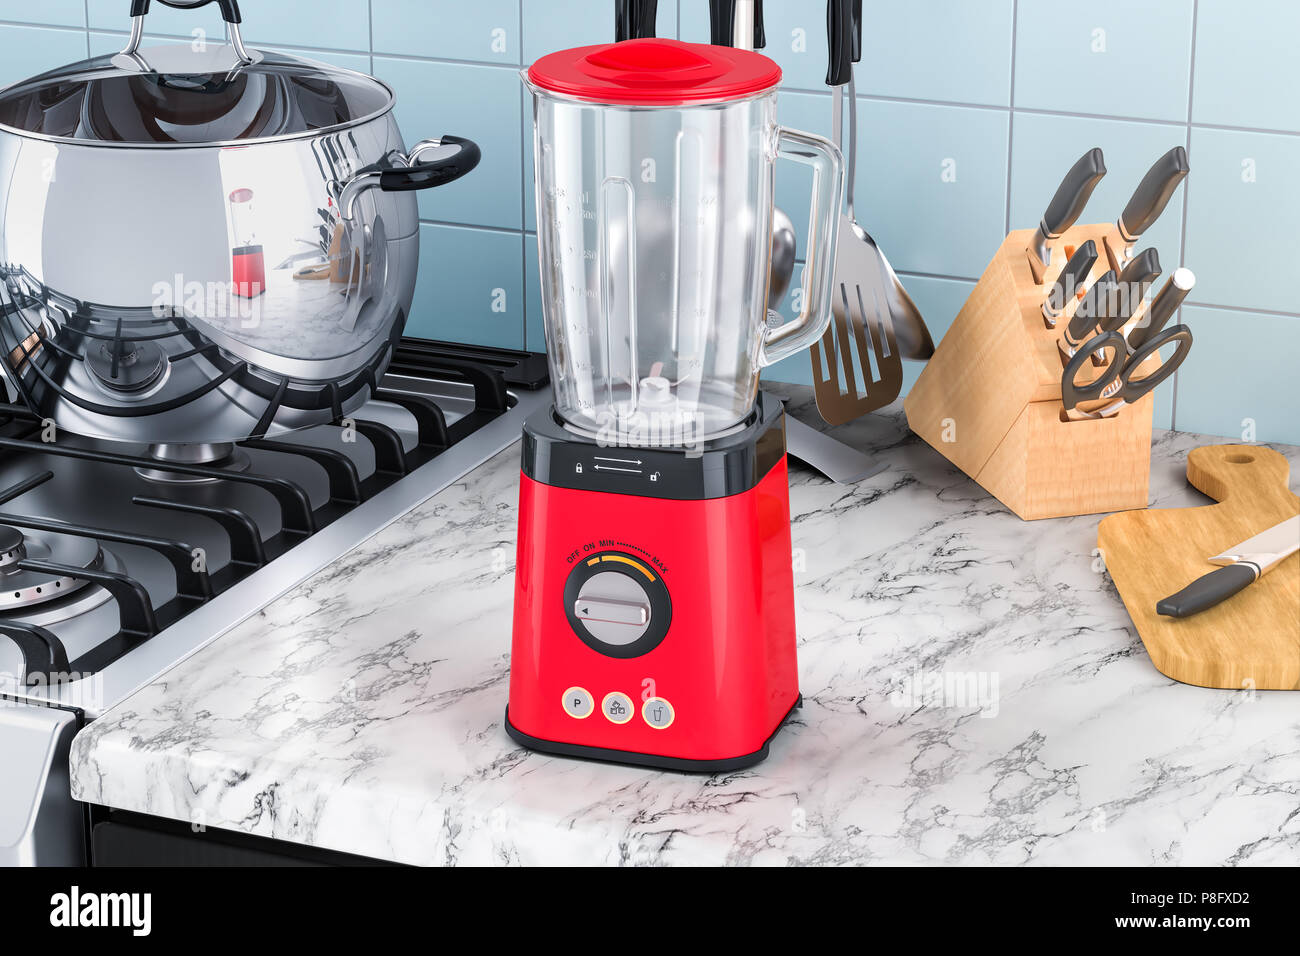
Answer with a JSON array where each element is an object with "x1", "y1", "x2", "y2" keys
[
  {"x1": 0, "y1": 0, "x2": 84, "y2": 28},
  {"x1": 1, "y1": 1, "x2": 1295, "y2": 443},
  {"x1": 1014, "y1": 0, "x2": 1195, "y2": 123}
]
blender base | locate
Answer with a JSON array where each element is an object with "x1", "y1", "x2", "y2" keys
[
  {"x1": 507, "y1": 394, "x2": 802, "y2": 772},
  {"x1": 503, "y1": 695, "x2": 802, "y2": 774}
]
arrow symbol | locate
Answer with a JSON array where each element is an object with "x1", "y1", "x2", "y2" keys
[{"x1": 594, "y1": 456, "x2": 643, "y2": 465}]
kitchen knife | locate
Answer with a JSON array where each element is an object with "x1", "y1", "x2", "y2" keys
[
  {"x1": 1041, "y1": 239, "x2": 1097, "y2": 327},
  {"x1": 1156, "y1": 515, "x2": 1300, "y2": 618},
  {"x1": 1128, "y1": 267, "x2": 1194, "y2": 349},
  {"x1": 1060, "y1": 269, "x2": 1117, "y2": 355},
  {"x1": 1116, "y1": 146, "x2": 1189, "y2": 263},
  {"x1": 1030, "y1": 148, "x2": 1107, "y2": 269},
  {"x1": 1112, "y1": 247, "x2": 1161, "y2": 328}
]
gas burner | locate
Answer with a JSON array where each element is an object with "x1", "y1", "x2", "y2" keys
[
  {"x1": 135, "y1": 442, "x2": 252, "y2": 483},
  {"x1": 0, "y1": 526, "x2": 101, "y2": 610},
  {"x1": 85, "y1": 337, "x2": 167, "y2": 393}
]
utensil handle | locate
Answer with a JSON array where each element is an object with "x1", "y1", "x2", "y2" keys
[
  {"x1": 615, "y1": 0, "x2": 658, "y2": 41},
  {"x1": 1060, "y1": 330, "x2": 1125, "y2": 410},
  {"x1": 132, "y1": 0, "x2": 240, "y2": 22},
  {"x1": 1156, "y1": 563, "x2": 1258, "y2": 618},
  {"x1": 825, "y1": 0, "x2": 853, "y2": 87},
  {"x1": 1113, "y1": 322, "x2": 1193, "y2": 401},
  {"x1": 1118, "y1": 146, "x2": 1190, "y2": 243},
  {"x1": 124, "y1": 0, "x2": 250, "y2": 63},
  {"x1": 760, "y1": 126, "x2": 845, "y2": 367},
  {"x1": 334, "y1": 135, "x2": 481, "y2": 221}
]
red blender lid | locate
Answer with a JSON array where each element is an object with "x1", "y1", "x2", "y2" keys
[{"x1": 528, "y1": 38, "x2": 782, "y2": 106}]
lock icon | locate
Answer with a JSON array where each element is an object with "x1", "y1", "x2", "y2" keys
[{"x1": 575, "y1": 463, "x2": 583, "y2": 474}]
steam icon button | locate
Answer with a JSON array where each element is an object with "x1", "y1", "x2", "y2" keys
[
  {"x1": 602, "y1": 692, "x2": 634, "y2": 725},
  {"x1": 562, "y1": 686, "x2": 594, "y2": 719},
  {"x1": 642, "y1": 697, "x2": 675, "y2": 730}
]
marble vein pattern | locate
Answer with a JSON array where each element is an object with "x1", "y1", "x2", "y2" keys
[{"x1": 70, "y1": 391, "x2": 1300, "y2": 866}]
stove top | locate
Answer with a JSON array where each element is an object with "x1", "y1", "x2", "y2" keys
[{"x1": 0, "y1": 338, "x2": 548, "y2": 716}]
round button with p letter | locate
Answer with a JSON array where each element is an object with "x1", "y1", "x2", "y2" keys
[
  {"x1": 642, "y1": 697, "x2": 675, "y2": 730},
  {"x1": 601, "y1": 691, "x2": 634, "y2": 724},
  {"x1": 561, "y1": 686, "x2": 594, "y2": 719}
]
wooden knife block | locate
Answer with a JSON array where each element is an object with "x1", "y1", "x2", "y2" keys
[{"x1": 904, "y1": 222, "x2": 1160, "y2": 520}]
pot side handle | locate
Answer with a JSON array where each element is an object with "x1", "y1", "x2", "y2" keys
[{"x1": 334, "y1": 135, "x2": 482, "y2": 221}]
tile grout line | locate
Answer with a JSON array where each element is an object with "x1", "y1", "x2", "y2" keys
[
  {"x1": 367, "y1": 0, "x2": 374, "y2": 77},
  {"x1": 1172, "y1": 0, "x2": 1201, "y2": 432},
  {"x1": 1004, "y1": 0, "x2": 1018, "y2": 236}
]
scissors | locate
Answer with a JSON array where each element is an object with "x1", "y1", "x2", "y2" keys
[{"x1": 1060, "y1": 324, "x2": 1193, "y2": 420}]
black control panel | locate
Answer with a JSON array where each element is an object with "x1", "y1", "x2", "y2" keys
[{"x1": 521, "y1": 393, "x2": 786, "y2": 500}]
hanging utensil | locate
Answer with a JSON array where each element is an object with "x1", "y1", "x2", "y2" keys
[{"x1": 809, "y1": 0, "x2": 902, "y2": 425}]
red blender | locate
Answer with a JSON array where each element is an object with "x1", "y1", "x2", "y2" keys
[
  {"x1": 506, "y1": 33, "x2": 844, "y2": 771},
  {"x1": 228, "y1": 187, "x2": 265, "y2": 298}
]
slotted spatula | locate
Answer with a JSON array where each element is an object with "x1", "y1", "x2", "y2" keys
[{"x1": 810, "y1": 1, "x2": 902, "y2": 425}]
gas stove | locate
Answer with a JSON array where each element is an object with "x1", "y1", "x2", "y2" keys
[{"x1": 0, "y1": 338, "x2": 548, "y2": 864}]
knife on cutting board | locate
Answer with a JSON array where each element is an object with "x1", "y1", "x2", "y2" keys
[
  {"x1": 1115, "y1": 146, "x2": 1189, "y2": 265},
  {"x1": 1128, "y1": 267, "x2": 1195, "y2": 349},
  {"x1": 1030, "y1": 148, "x2": 1107, "y2": 270},
  {"x1": 1156, "y1": 515, "x2": 1300, "y2": 618}
]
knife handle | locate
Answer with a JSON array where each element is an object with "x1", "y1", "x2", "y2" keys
[
  {"x1": 1112, "y1": 247, "x2": 1161, "y2": 327},
  {"x1": 1118, "y1": 146, "x2": 1190, "y2": 243},
  {"x1": 826, "y1": 0, "x2": 853, "y2": 86},
  {"x1": 1032, "y1": 148, "x2": 1106, "y2": 265},
  {"x1": 1042, "y1": 239, "x2": 1097, "y2": 325},
  {"x1": 754, "y1": 0, "x2": 766, "y2": 49},
  {"x1": 1129, "y1": 267, "x2": 1194, "y2": 349},
  {"x1": 1066, "y1": 269, "x2": 1117, "y2": 344},
  {"x1": 1156, "y1": 563, "x2": 1259, "y2": 618}
]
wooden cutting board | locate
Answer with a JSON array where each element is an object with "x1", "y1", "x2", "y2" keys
[{"x1": 1098, "y1": 444, "x2": 1300, "y2": 690}]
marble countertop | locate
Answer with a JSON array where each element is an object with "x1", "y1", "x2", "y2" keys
[{"x1": 69, "y1": 391, "x2": 1300, "y2": 865}]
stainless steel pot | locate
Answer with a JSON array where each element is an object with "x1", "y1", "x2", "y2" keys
[{"x1": 0, "y1": 0, "x2": 480, "y2": 444}]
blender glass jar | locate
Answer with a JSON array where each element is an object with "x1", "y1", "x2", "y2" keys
[{"x1": 526, "y1": 39, "x2": 842, "y2": 445}]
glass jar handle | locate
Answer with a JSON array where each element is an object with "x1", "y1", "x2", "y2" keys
[{"x1": 759, "y1": 126, "x2": 844, "y2": 368}]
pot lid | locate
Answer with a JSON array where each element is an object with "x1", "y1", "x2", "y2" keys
[
  {"x1": 0, "y1": 45, "x2": 393, "y2": 147},
  {"x1": 527, "y1": 38, "x2": 782, "y2": 106}
]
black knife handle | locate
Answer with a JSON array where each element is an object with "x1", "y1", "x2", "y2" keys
[
  {"x1": 1043, "y1": 239, "x2": 1097, "y2": 322},
  {"x1": 1067, "y1": 269, "x2": 1117, "y2": 343},
  {"x1": 1043, "y1": 148, "x2": 1107, "y2": 239},
  {"x1": 1119, "y1": 146, "x2": 1190, "y2": 243},
  {"x1": 1113, "y1": 247, "x2": 1161, "y2": 327},
  {"x1": 826, "y1": 0, "x2": 853, "y2": 86},
  {"x1": 754, "y1": 0, "x2": 766, "y2": 49},
  {"x1": 1129, "y1": 267, "x2": 1195, "y2": 349},
  {"x1": 1156, "y1": 563, "x2": 1259, "y2": 618}
]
